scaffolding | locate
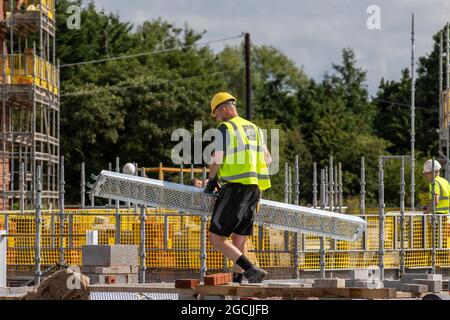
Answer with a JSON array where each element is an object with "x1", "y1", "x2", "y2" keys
[
  {"x1": 439, "y1": 24, "x2": 450, "y2": 179},
  {"x1": 0, "y1": 0, "x2": 59, "y2": 211}
]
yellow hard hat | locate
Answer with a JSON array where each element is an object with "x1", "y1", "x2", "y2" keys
[{"x1": 210, "y1": 92, "x2": 236, "y2": 116}]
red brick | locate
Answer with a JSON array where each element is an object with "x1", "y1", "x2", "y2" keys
[
  {"x1": 204, "y1": 274, "x2": 219, "y2": 286},
  {"x1": 105, "y1": 275, "x2": 116, "y2": 284},
  {"x1": 204, "y1": 273, "x2": 233, "y2": 286},
  {"x1": 175, "y1": 279, "x2": 200, "y2": 289}
]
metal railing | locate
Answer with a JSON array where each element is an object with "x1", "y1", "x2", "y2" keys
[
  {"x1": 5, "y1": 0, "x2": 55, "y2": 21},
  {"x1": 0, "y1": 208, "x2": 449, "y2": 284},
  {"x1": 1, "y1": 155, "x2": 449, "y2": 285},
  {"x1": 0, "y1": 53, "x2": 59, "y2": 95}
]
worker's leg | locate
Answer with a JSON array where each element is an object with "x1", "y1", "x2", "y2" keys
[
  {"x1": 209, "y1": 184, "x2": 245, "y2": 263},
  {"x1": 209, "y1": 184, "x2": 265, "y2": 283},
  {"x1": 231, "y1": 233, "x2": 247, "y2": 273},
  {"x1": 209, "y1": 232, "x2": 242, "y2": 262},
  {"x1": 209, "y1": 231, "x2": 256, "y2": 275}
]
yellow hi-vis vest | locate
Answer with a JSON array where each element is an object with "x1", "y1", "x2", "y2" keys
[
  {"x1": 217, "y1": 116, "x2": 271, "y2": 191},
  {"x1": 429, "y1": 176, "x2": 450, "y2": 213}
]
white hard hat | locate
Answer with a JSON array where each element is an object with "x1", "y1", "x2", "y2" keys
[
  {"x1": 123, "y1": 162, "x2": 136, "y2": 175},
  {"x1": 423, "y1": 159, "x2": 441, "y2": 173}
]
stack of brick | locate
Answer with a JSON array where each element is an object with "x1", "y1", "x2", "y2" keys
[
  {"x1": 175, "y1": 279, "x2": 200, "y2": 289},
  {"x1": 384, "y1": 273, "x2": 443, "y2": 293},
  {"x1": 345, "y1": 268, "x2": 384, "y2": 289},
  {"x1": 401, "y1": 273, "x2": 442, "y2": 293},
  {"x1": 81, "y1": 245, "x2": 139, "y2": 285},
  {"x1": 313, "y1": 278, "x2": 345, "y2": 288}
]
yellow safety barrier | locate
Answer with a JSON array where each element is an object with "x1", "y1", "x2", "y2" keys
[
  {"x1": 40, "y1": 0, "x2": 56, "y2": 21},
  {"x1": 145, "y1": 163, "x2": 209, "y2": 181},
  {"x1": 0, "y1": 54, "x2": 58, "y2": 95},
  {"x1": 1, "y1": 208, "x2": 450, "y2": 271}
]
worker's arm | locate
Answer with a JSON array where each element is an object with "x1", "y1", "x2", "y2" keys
[
  {"x1": 208, "y1": 151, "x2": 224, "y2": 179},
  {"x1": 426, "y1": 194, "x2": 440, "y2": 214},
  {"x1": 258, "y1": 128, "x2": 272, "y2": 167},
  {"x1": 262, "y1": 144, "x2": 272, "y2": 167},
  {"x1": 204, "y1": 124, "x2": 226, "y2": 194},
  {"x1": 425, "y1": 185, "x2": 440, "y2": 214},
  {"x1": 204, "y1": 151, "x2": 223, "y2": 194}
]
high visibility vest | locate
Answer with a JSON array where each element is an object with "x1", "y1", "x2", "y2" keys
[
  {"x1": 429, "y1": 176, "x2": 450, "y2": 214},
  {"x1": 217, "y1": 116, "x2": 271, "y2": 191}
]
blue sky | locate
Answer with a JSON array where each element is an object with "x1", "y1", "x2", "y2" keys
[{"x1": 92, "y1": 0, "x2": 449, "y2": 96}]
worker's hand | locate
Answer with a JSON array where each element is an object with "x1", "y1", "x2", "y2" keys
[
  {"x1": 423, "y1": 206, "x2": 430, "y2": 214},
  {"x1": 204, "y1": 177, "x2": 220, "y2": 194}
]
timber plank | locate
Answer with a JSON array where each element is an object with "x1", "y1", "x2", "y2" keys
[
  {"x1": 88, "y1": 284, "x2": 195, "y2": 295},
  {"x1": 195, "y1": 284, "x2": 396, "y2": 299}
]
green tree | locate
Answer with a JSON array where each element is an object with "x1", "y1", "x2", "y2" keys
[
  {"x1": 324, "y1": 48, "x2": 375, "y2": 130},
  {"x1": 373, "y1": 69, "x2": 412, "y2": 155},
  {"x1": 297, "y1": 48, "x2": 391, "y2": 204},
  {"x1": 57, "y1": 1, "x2": 226, "y2": 202}
]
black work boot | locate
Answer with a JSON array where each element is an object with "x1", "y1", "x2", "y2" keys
[
  {"x1": 233, "y1": 272, "x2": 244, "y2": 284},
  {"x1": 244, "y1": 266, "x2": 267, "y2": 283}
]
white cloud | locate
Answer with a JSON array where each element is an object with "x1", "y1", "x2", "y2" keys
[{"x1": 92, "y1": 0, "x2": 448, "y2": 95}]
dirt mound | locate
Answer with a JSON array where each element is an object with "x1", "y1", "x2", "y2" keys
[{"x1": 22, "y1": 268, "x2": 90, "y2": 300}]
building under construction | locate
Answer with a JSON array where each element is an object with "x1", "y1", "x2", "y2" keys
[
  {"x1": 439, "y1": 24, "x2": 450, "y2": 179},
  {"x1": 0, "y1": 0, "x2": 59, "y2": 211}
]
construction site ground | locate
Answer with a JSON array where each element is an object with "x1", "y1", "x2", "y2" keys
[{"x1": 1, "y1": 275, "x2": 449, "y2": 300}]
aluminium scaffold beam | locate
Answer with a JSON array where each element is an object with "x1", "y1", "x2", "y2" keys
[{"x1": 88, "y1": 170, "x2": 367, "y2": 242}]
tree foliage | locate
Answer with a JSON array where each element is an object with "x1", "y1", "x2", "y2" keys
[{"x1": 56, "y1": 1, "x2": 448, "y2": 207}]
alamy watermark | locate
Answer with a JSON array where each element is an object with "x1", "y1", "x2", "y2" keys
[
  {"x1": 66, "y1": 5, "x2": 81, "y2": 30},
  {"x1": 171, "y1": 121, "x2": 280, "y2": 175},
  {"x1": 366, "y1": 5, "x2": 381, "y2": 30},
  {"x1": 66, "y1": 265, "x2": 82, "y2": 290}
]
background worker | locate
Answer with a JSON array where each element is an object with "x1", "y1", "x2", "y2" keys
[
  {"x1": 204, "y1": 92, "x2": 272, "y2": 284},
  {"x1": 422, "y1": 159, "x2": 450, "y2": 249},
  {"x1": 189, "y1": 178, "x2": 206, "y2": 188},
  {"x1": 422, "y1": 159, "x2": 450, "y2": 215},
  {"x1": 0, "y1": 0, "x2": 25, "y2": 20}
]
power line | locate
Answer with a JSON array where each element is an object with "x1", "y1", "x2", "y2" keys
[
  {"x1": 60, "y1": 68, "x2": 241, "y2": 97},
  {"x1": 60, "y1": 34, "x2": 244, "y2": 68},
  {"x1": 373, "y1": 98, "x2": 438, "y2": 114}
]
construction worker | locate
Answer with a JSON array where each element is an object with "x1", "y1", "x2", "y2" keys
[
  {"x1": 0, "y1": 1, "x2": 25, "y2": 20},
  {"x1": 189, "y1": 178, "x2": 204, "y2": 188},
  {"x1": 204, "y1": 92, "x2": 272, "y2": 284},
  {"x1": 422, "y1": 159, "x2": 450, "y2": 214}
]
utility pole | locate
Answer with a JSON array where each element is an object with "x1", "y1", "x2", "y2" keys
[
  {"x1": 245, "y1": 32, "x2": 252, "y2": 120},
  {"x1": 439, "y1": 23, "x2": 450, "y2": 179},
  {"x1": 446, "y1": 23, "x2": 450, "y2": 180},
  {"x1": 447, "y1": 23, "x2": 449, "y2": 91},
  {"x1": 439, "y1": 32, "x2": 443, "y2": 168},
  {"x1": 410, "y1": 14, "x2": 416, "y2": 211}
]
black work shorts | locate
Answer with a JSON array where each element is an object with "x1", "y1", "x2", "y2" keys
[{"x1": 209, "y1": 183, "x2": 261, "y2": 237}]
